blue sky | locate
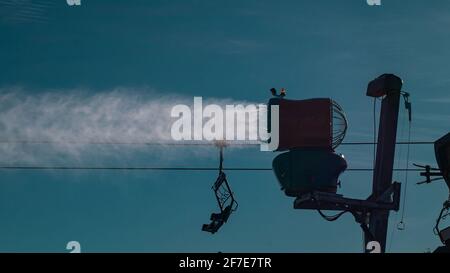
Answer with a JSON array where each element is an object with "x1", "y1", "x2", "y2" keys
[{"x1": 0, "y1": 0, "x2": 449, "y2": 252}]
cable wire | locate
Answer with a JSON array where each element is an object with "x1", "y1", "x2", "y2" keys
[
  {"x1": 398, "y1": 92, "x2": 413, "y2": 231},
  {"x1": 316, "y1": 209, "x2": 350, "y2": 222},
  {"x1": 398, "y1": 122, "x2": 411, "y2": 230},
  {"x1": 373, "y1": 98, "x2": 377, "y2": 169},
  {"x1": 0, "y1": 166, "x2": 424, "y2": 171},
  {"x1": 0, "y1": 140, "x2": 434, "y2": 146}
]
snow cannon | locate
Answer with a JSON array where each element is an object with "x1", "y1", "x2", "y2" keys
[{"x1": 268, "y1": 98, "x2": 348, "y2": 197}]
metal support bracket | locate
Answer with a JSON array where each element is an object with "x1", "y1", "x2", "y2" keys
[{"x1": 294, "y1": 182, "x2": 401, "y2": 213}]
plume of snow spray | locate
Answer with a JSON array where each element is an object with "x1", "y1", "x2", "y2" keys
[{"x1": 0, "y1": 88, "x2": 262, "y2": 164}]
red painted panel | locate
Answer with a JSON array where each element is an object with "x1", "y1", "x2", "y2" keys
[{"x1": 270, "y1": 98, "x2": 332, "y2": 151}]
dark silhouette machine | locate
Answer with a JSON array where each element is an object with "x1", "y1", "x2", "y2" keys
[
  {"x1": 415, "y1": 132, "x2": 450, "y2": 252},
  {"x1": 269, "y1": 74, "x2": 409, "y2": 252},
  {"x1": 270, "y1": 98, "x2": 348, "y2": 196}
]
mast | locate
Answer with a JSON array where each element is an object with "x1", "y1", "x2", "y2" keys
[{"x1": 364, "y1": 74, "x2": 402, "y2": 252}]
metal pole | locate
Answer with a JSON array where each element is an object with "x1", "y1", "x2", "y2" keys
[{"x1": 365, "y1": 90, "x2": 401, "y2": 252}]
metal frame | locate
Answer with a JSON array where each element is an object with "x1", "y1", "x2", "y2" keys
[
  {"x1": 331, "y1": 100, "x2": 348, "y2": 149},
  {"x1": 294, "y1": 182, "x2": 400, "y2": 212},
  {"x1": 202, "y1": 146, "x2": 238, "y2": 234},
  {"x1": 213, "y1": 172, "x2": 237, "y2": 213},
  {"x1": 293, "y1": 75, "x2": 403, "y2": 252}
]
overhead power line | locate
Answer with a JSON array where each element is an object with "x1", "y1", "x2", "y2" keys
[
  {"x1": 0, "y1": 166, "x2": 423, "y2": 172},
  {"x1": 0, "y1": 140, "x2": 435, "y2": 146}
]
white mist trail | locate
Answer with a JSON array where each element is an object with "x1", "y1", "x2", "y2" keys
[{"x1": 0, "y1": 88, "x2": 262, "y2": 164}]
